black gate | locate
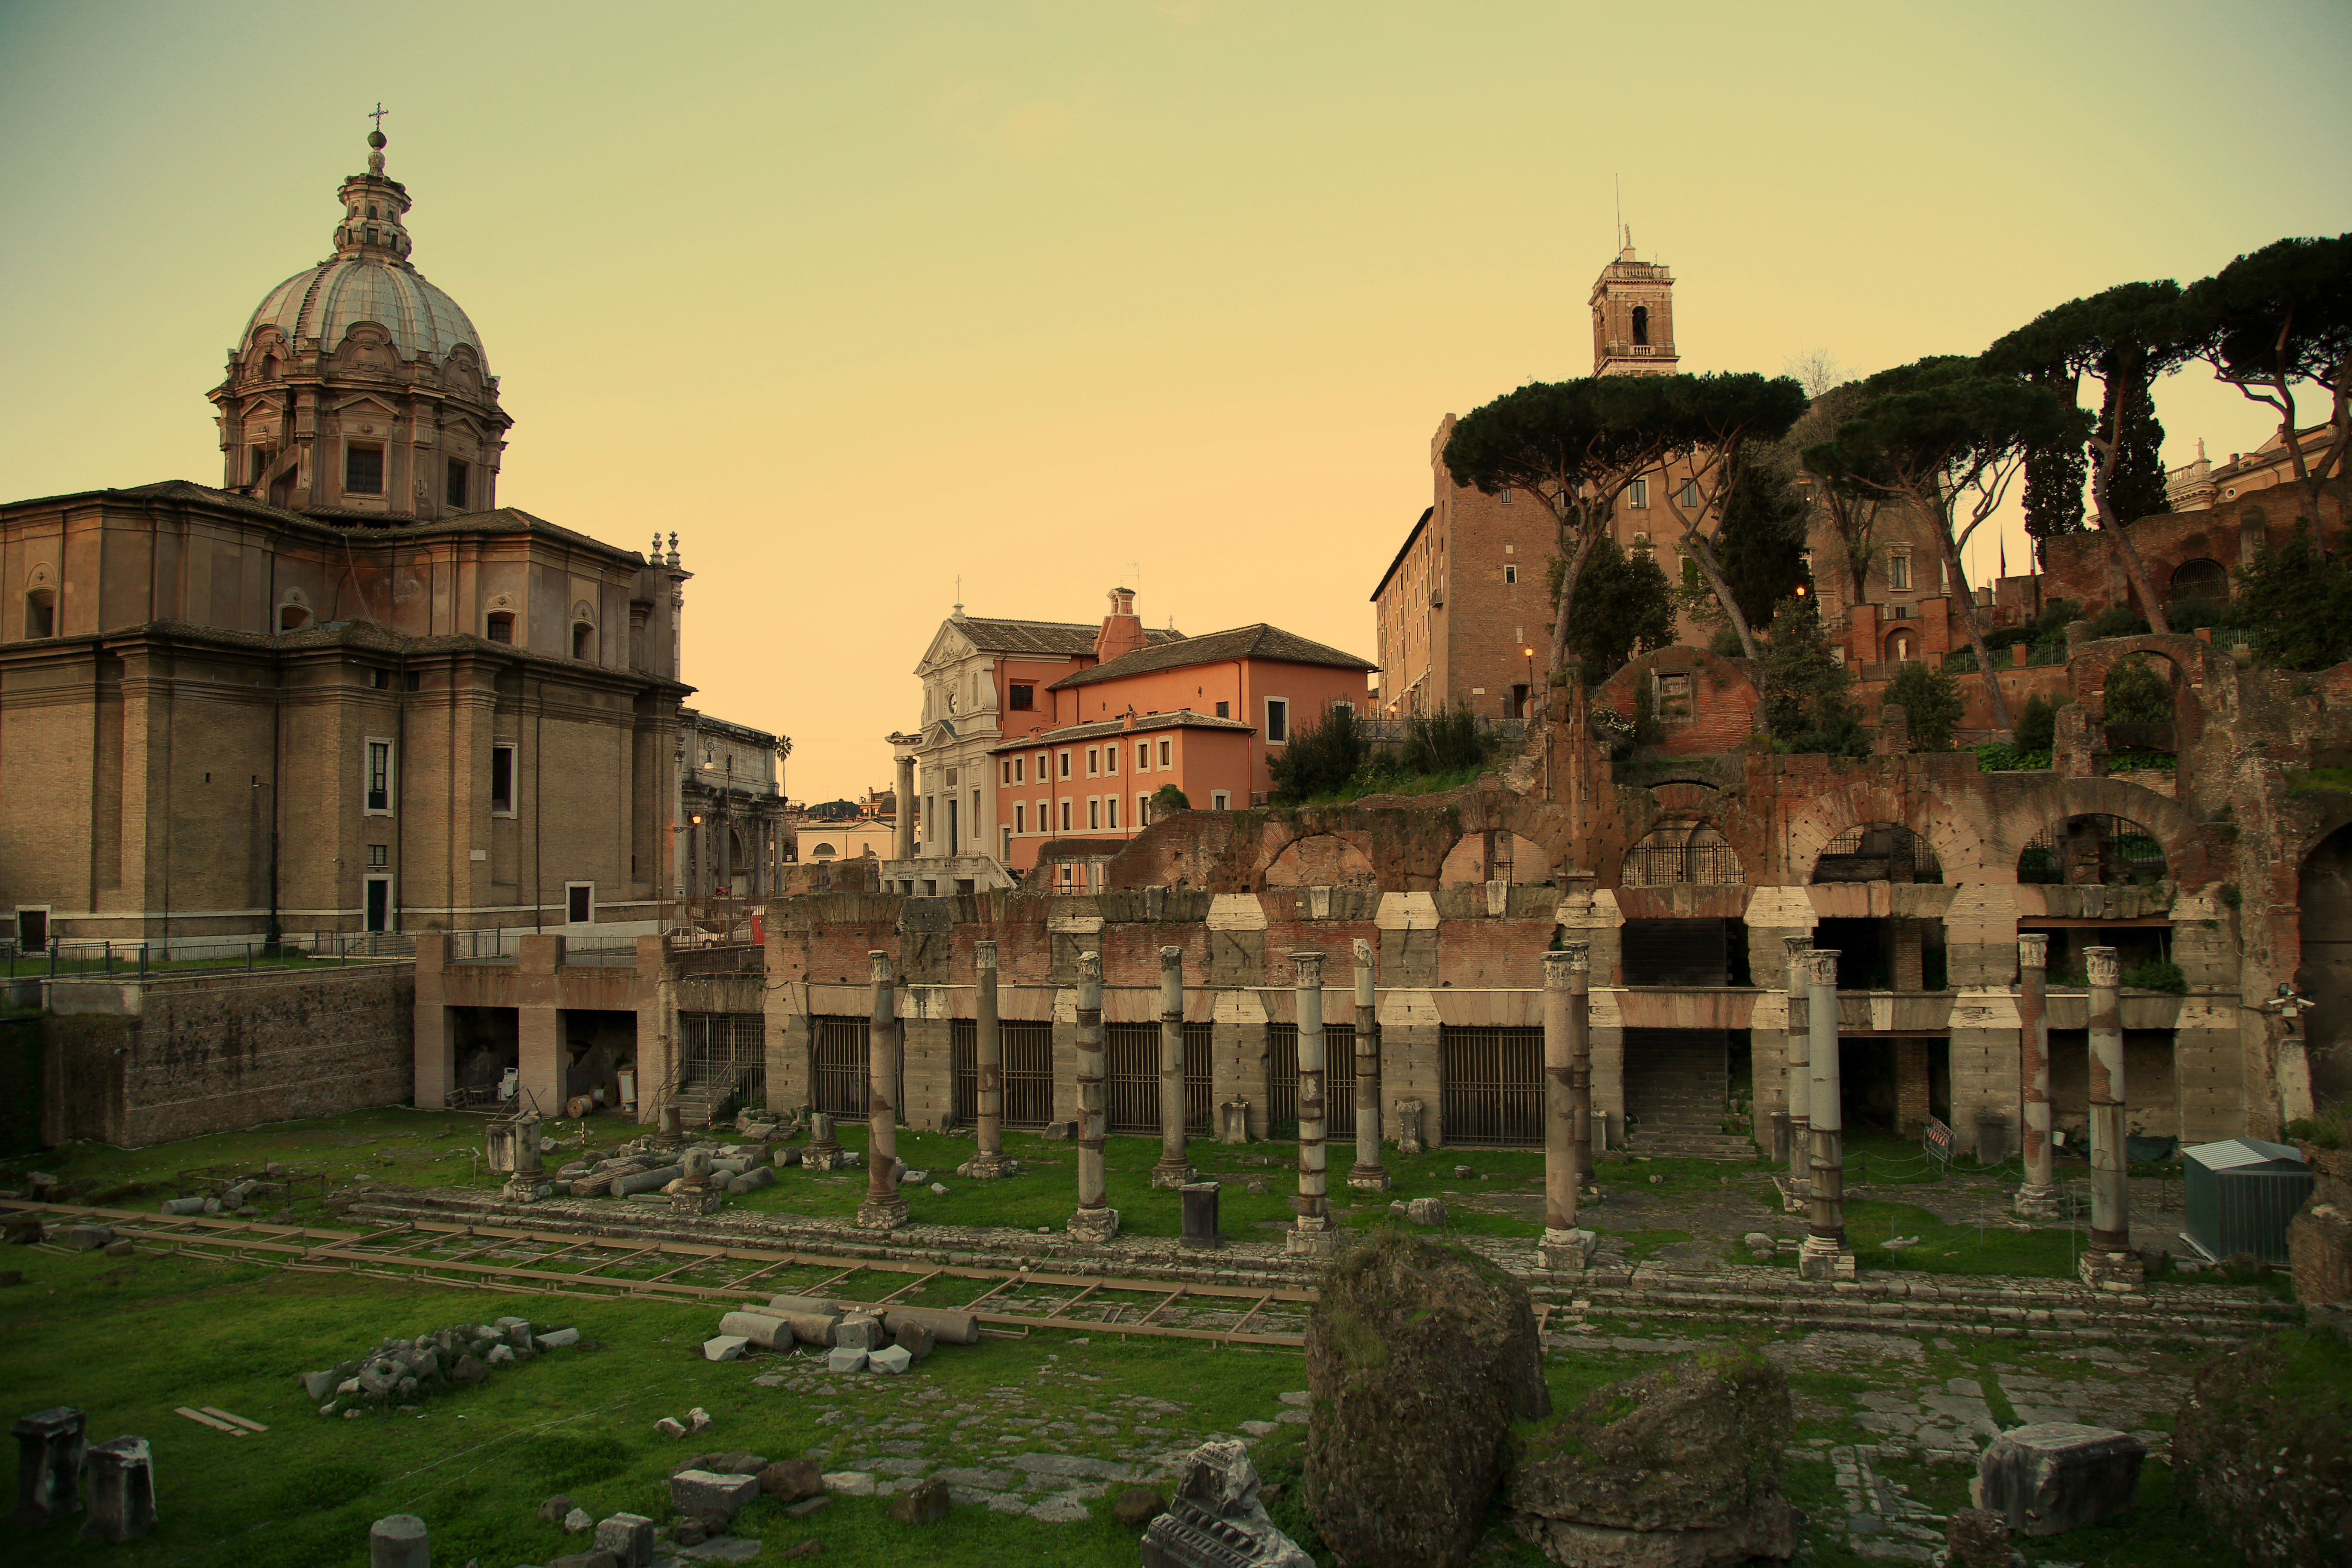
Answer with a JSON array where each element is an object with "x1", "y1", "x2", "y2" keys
[
  {"x1": 1266, "y1": 1021, "x2": 1356, "y2": 1138},
  {"x1": 1439, "y1": 1024, "x2": 1542, "y2": 1146},
  {"x1": 1104, "y1": 1023, "x2": 1161, "y2": 1134},
  {"x1": 811, "y1": 1014, "x2": 900, "y2": 1119},
  {"x1": 949, "y1": 1019, "x2": 1055, "y2": 1128},
  {"x1": 680, "y1": 1012, "x2": 765, "y2": 1110}
]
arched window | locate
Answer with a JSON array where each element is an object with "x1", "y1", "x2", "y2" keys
[
  {"x1": 2017, "y1": 815, "x2": 2168, "y2": 887},
  {"x1": 1888, "y1": 631, "x2": 1913, "y2": 664},
  {"x1": 1632, "y1": 305, "x2": 1650, "y2": 346},
  {"x1": 1621, "y1": 820, "x2": 1742, "y2": 886},
  {"x1": 24, "y1": 588, "x2": 55, "y2": 639},
  {"x1": 487, "y1": 612, "x2": 515, "y2": 644},
  {"x1": 2169, "y1": 558, "x2": 2227, "y2": 606},
  {"x1": 812, "y1": 842, "x2": 837, "y2": 860}
]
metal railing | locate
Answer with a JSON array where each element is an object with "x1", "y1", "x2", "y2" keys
[
  {"x1": 560, "y1": 937, "x2": 642, "y2": 968},
  {"x1": 446, "y1": 929, "x2": 512, "y2": 962},
  {"x1": 1620, "y1": 840, "x2": 1745, "y2": 888},
  {"x1": 3, "y1": 936, "x2": 407, "y2": 981},
  {"x1": 1438, "y1": 1024, "x2": 1544, "y2": 1147},
  {"x1": 1265, "y1": 1021, "x2": 1355, "y2": 1137}
]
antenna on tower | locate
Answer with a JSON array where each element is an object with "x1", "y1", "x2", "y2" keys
[{"x1": 1615, "y1": 173, "x2": 1622, "y2": 254}]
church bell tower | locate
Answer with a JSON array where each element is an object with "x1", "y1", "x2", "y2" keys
[{"x1": 1590, "y1": 229, "x2": 1679, "y2": 378}]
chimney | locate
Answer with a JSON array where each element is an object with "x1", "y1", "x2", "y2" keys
[{"x1": 1094, "y1": 587, "x2": 1145, "y2": 663}]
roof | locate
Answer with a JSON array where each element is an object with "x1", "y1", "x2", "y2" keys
[
  {"x1": 2185, "y1": 1137, "x2": 2309, "y2": 1171},
  {"x1": 951, "y1": 616, "x2": 1187, "y2": 657},
  {"x1": 1047, "y1": 623, "x2": 1377, "y2": 690},
  {"x1": 1369, "y1": 507, "x2": 1435, "y2": 602},
  {"x1": 242, "y1": 256, "x2": 487, "y2": 370},
  {"x1": 988, "y1": 709, "x2": 1255, "y2": 753}
]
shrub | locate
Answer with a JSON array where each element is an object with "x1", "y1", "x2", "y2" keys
[
  {"x1": 2014, "y1": 692, "x2": 2059, "y2": 752},
  {"x1": 1269, "y1": 702, "x2": 1366, "y2": 804},
  {"x1": 2172, "y1": 1332, "x2": 2352, "y2": 1568},
  {"x1": 1402, "y1": 702, "x2": 1491, "y2": 775},
  {"x1": 2104, "y1": 655, "x2": 2174, "y2": 723},
  {"x1": 1150, "y1": 783, "x2": 1191, "y2": 814},
  {"x1": 2089, "y1": 606, "x2": 2151, "y2": 639},
  {"x1": 1760, "y1": 594, "x2": 1866, "y2": 757},
  {"x1": 1883, "y1": 661, "x2": 1964, "y2": 749},
  {"x1": 2236, "y1": 522, "x2": 2352, "y2": 671},
  {"x1": 1974, "y1": 743, "x2": 2053, "y2": 772},
  {"x1": 2121, "y1": 958, "x2": 2187, "y2": 994}
]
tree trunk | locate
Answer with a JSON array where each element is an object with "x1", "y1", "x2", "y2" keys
[
  {"x1": 1544, "y1": 506, "x2": 1603, "y2": 692},
  {"x1": 1929, "y1": 513, "x2": 2015, "y2": 738},
  {"x1": 2089, "y1": 375, "x2": 2172, "y2": 634},
  {"x1": 1680, "y1": 527, "x2": 1761, "y2": 662}
]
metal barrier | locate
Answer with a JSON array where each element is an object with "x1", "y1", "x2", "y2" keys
[
  {"x1": 1266, "y1": 1021, "x2": 1355, "y2": 1136},
  {"x1": 1438, "y1": 1024, "x2": 1544, "y2": 1146}
]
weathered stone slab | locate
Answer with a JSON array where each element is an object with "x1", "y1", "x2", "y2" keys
[
  {"x1": 1139, "y1": 1441, "x2": 1311, "y2": 1567},
  {"x1": 668, "y1": 1469, "x2": 759, "y2": 1524},
  {"x1": 1971, "y1": 1423, "x2": 2144, "y2": 1537}
]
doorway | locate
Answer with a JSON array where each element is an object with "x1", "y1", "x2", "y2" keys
[{"x1": 364, "y1": 876, "x2": 392, "y2": 933}]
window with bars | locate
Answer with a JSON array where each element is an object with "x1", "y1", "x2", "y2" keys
[
  {"x1": 681, "y1": 1011, "x2": 766, "y2": 1113},
  {"x1": 811, "y1": 1014, "x2": 900, "y2": 1119},
  {"x1": 1265, "y1": 1021, "x2": 1357, "y2": 1137},
  {"x1": 948, "y1": 1018, "x2": 1055, "y2": 1128},
  {"x1": 1439, "y1": 1024, "x2": 1543, "y2": 1146},
  {"x1": 1101, "y1": 1022, "x2": 1215, "y2": 1135}
]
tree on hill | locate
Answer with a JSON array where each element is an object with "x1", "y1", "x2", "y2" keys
[
  {"x1": 2180, "y1": 234, "x2": 2352, "y2": 524},
  {"x1": 1783, "y1": 381, "x2": 1892, "y2": 616},
  {"x1": 1983, "y1": 281, "x2": 2196, "y2": 634},
  {"x1": 1557, "y1": 534, "x2": 1676, "y2": 683},
  {"x1": 1804, "y1": 356, "x2": 2083, "y2": 737}
]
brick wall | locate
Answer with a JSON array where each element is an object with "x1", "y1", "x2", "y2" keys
[
  {"x1": 42, "y1": 962, "x2": 414, "y2": 1147},
  {"x1": 2289, "y1": 1142, "x2": 2352, "y2": 1307}
]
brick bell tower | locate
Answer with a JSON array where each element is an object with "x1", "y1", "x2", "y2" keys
[{"x1": 1590, "y1": 227, "x2": 1678, "y2": 378}]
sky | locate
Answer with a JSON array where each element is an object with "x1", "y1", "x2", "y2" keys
[{"x1": 3, "y1": 0, "x2": 2347, "y2": 802}]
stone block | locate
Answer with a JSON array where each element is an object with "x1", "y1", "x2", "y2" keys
[
  {"x1": 593, "y1": 1511, "x2": 655, "y2": 1567},
  {"x1": 823, "y1": 1471, "x2": 877, "y2": 1496},
  {"x1": 80, "y1": 1436, "x2": 156, "y2": 1543},
  {"x1": 826, "y1": 1347, "x2": 869, "y2": 1374},
  {"x1": 869, "y1": 1344, "x2": 913, "y2": 1375},
  {"x1": 687, "y1": 1406, "x2": 713, "y2": 1433},
  {"x1": 669, "y1": 1469, "x2": 759, "y2": 1525},
  {"x1": 1971, "y1": 1423, "x2": 2145, "y2": 1537},
  {"x1": 893, "y1": 1320, "x2": 934, "y2": 1362},
  {"x1": 889, "y1": 1475, "x2": 952, "y2": 1524},
  {"x1": 368, "y1": 1513, "x2": 430, "y2": 1568},
  {"x1": 538, "y1": 1327, "x2": 582, "y2": 1349},
  {"x1": 538, "y1": 1493, "x2": 575, "y2": 1522},
  {"x1": 830, "y1": 1313, "x2": 886, "y2": 1351},
  {"x1": 64, "y1": 1225, "x2": 115, "y2": 1251},
  {"x1": 563, "y1": 1505, "x2": 594, "y2": 1531},
  {"x1": 710, "y1": 1450, "x2": 767, "y2": 1475},
  {"x1": 1945, "y1": 1506, "x2": 2021, "y2": 1568},
  {"x1": 13, "y1": 1404, "x2": 90, "y2": 1527},
  {"x1": 702, "y1": 1336, "x2": 750, "y2": 1362},
  {"x1": 757, "y1": 1458, "x2": 824, "y2": 1502}
]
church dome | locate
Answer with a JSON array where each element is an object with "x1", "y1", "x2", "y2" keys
[{"x1": 240, "y1": 257, "x2": 487, "y2": 371}]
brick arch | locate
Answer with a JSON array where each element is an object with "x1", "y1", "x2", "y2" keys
[
  {"x1": 1987, "y1": 776, "x2": 2210, "y2": 886},
  {"x1": 1262, "y1": 831, "x2": 1379, "y2": 888},
  {"x1": 1783, "y1": 783, "x2": 1990, "y2": 887},
  {"x1": 2066, "y1": 633, "x2": 2215, "y2": 708}
]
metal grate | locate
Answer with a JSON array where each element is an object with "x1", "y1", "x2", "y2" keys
[
  {"x1": 680, "y1": 1011, "x2": 765, "y2": 1113},
  {"x1": 2016, "y1": 814, "x2": 2169, "y2": 887},
  {"x1": 949, "y1": 1019, "x2": 1054, "y2": 1128},
  {"x1": 1095, "y1": 1023, "x2": 1215, "y2": 1135},
  {"x1": 1265, "y1": 1022, "x2": 1356, "y2": 1137},
  {"x1": 812, "y1": 1015, "x2": 873, "y2": 1118},
  {"x1": 1439, "y1": 1025, "x2": 1543, "y2": 1147},
  {"x1": 1621, "y1": 830, "x2": 1744, "y2": 888},
  {"x1": 950, "y1": 1019, "x2": 975, "y2": 1127},
  {"x1": 1813, "y1": 823, "x2": 1942, "y2": 884}
]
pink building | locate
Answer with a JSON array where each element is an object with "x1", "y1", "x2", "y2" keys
[{"x1": 988, "y1": 592, "x2": 1375, "y2": 879}]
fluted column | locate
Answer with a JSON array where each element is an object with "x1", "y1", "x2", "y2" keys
[
  {"x1": 1539, "y1": 944, "x2": 1595, "y2": 1270},
  {"x1": 1067, "y1": 952, "x2": 1119, "y2": 1241},
  {"x1": 1798, "y1": 947, "x2": 1849, "y2": 1280},
  {"x1": 1151, "y1": 945, "x2": 1193, "y2": 1188},
  {"x1": 855, "y1": 949, "x2": 909, "y2": 1229},
  {"x1": 2082, "y1": 945, "x2": 2137, "y2": 1285},
  {"x1": 1783, "y1": 936, "x2": 1811, "y2": 1197},
  {"x1": 2015, "y1": 934, "x2": 2059, "y2": 1218},
  {"x1": 1285, "y1": 951, "x2": 1339, "y2": 1257},
  {"x1": 893, "y1": 755, "x2": 916, "y2": 862},
  {"x1": 969, "y1": 939, "x2": 1013, "y2": 1178},
  {"x1": 1348, "y1": 937, "x2": 1388, "y2": 1191}
]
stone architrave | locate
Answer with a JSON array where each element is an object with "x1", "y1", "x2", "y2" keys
[
  {"x1": 9, "y1": 1405, "x2": 85, "y2": 1526},
  {"x1": 1068, "y1": 952, "x2": 1119, "y2": 1242},
  {"x1": 369, "y1": 1513, "x2": 430, "y2": 1568},
  {"x1": 1783, "y1": 936, "x2": 1812, "y2": 1203},
  {"x1": 968, "y1": 940, "x2": 1012, "y2": 1179},
  {"x1": 1347, "y1": 937, "x2": 1389, "y2": 1191},
  {"x1": 1151, "y1": 946, "x2": 1194, "y2": 1189},
  {"x1": 2015, "y1": 934, "x2": 2061, "y2": 1219},
  {"x1": 2079, "y1": 947, "x2": 2143, "y2": 1289},
  {"x1": 1285, "y1": 950, "x2": 1339, "y2": 1259},
  {"x1": 1799, "y1": 949, "x2": 1854, "y2": 1281},
  {"x1": 856, "y1": 950, "x2": 909, "y2": 1230},
  {"x1": 1140, "y1": 1440, "x2": 1311, "y2": 1568},
  {"x1": 1538, "y1": 946, "x2": 1595, "y2": 1272},
  {"x1": 82, "y1": 1437, "x2": 157, "y2": 1543}
]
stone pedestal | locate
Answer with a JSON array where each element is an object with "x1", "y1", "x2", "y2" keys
[
  {"x1": 1149, "y1": 1163, "x2": 1196, "y2": 1191},
  {"x1": 1179, "y1": 1182, "x2": 1222, "y2": 1248},
  {"x1": 9, "y1": 1406, "x2": 84, "y2": 1526},
  {"x1": 1972, "y1": 1423, "x2": 2145, "y2": 1537},
  {"x1": 803, "y1": 1111, "x2": 843, "y2": 1172},
  {"x1": 1796, "y1": 1238, "x2": 1856, "y2": 1281},
  {"x1": 1284, "y1": 1216, "x2": 1341, "y2": 1259},
  {"x1": 671, "y1": 1182, "x2": 722, "y2": 1217},
  {"x1": 655, "y1": 1104, "x2": 684, "y2": 1152},
  {"x1": 82, "y1": 1436, "x2": 156, "y2": 1543},
  {"x1": 1066, "y1": 1206, "x2": 1121, "y2": 1244},
  {"x1": 1219, "y1": 1099, "x2": 1251, "y2": 1145},
  {"x1": 1394, "y1": 1098, "x2": 1424, "y2": 1156},
  {"x1": 2013, "y1": 1183, "x2": 2063, "y2": 1221},
  {"x1": 963, "y1": 1151, "x2": 1017, "y2": 1181},
  {"x1": 1345, "y1": 1164, "x2": 1391, "y2": 1192},
  {"x1": 501, "y1": 1177, "x2": 551, "y2": 1203},
  {"x1": 2078, "y1": 1249, "x2": 2146, "y2": 1292},
  {"x1": 856, "y1": 1195, "x2": 910, "y2": 1230},
  {"x1": 1537, "y1": 1227, "x2": 1596, "y2": 1272},
  {"x1": 369, "y1": 1512, "x2": 431, "y2": 1568}
]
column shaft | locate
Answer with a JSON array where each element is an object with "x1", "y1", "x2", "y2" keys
[
  {"x1": 893, "y1": 755, "x2": 916, "y2": 862},
  {"x1": 2017, "y1": 934, "x2": 2058, "y2": 1214},
  {"x1": 1806, "y1": 949, "x2": 1845, "y2": 1256},
  {"x1": 1543, "y1": 949, "x2": 1576, "y2": 1232},
  {"x1": 856, "y1": 949, "x2": 908, "y2": 1228},
  {"x1": 1784, "y1": 936, "x2": 1811, "y2": 1191},
  {"x1": 973, "y1": 939, "x2": 1009, "y2": 1175},
  {"x1": 1293, "y1": 951, "x2": 1329, "y2": 1228},
  {"x1": 1068, "y1": 952, "x2": 1117, "y2": 1239},
  {"x1": 2086, "y1": 946, "x2": 2129, "y2": 1253},
  {"x1": 1350, "y1": 937, "x2": 1387, "y2": 1188},
  {"x1": 1153, "y1": 945, "x2": 1191, "y2": 1185}
]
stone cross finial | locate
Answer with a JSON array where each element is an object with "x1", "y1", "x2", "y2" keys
[
  {"x1": 369, "y1": 102, "x2": 389, "y2": 133},
  {"x1": 2018, "y1": 933, "x2": 2049, "y2": 969}
]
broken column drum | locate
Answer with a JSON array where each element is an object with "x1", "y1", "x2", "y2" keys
[
  {"x1": 82, "y1": 1436, "x2": 156, "y2": 1544},
  {"x1": 2016, "y1": 934, "x2": 2060, "y2": 1219},
  {"x1": 10, "y1": 1405, "x2": 85, "y2": 1526},
  {"x1": 1152, "y1": 945, "x2": 1193, "y2": 1189},
  {"x1": 856, "y1": 949, "x2": 909, "y2": 1230},
  {"x1": 1348, "y1": 937, "x2": 1388, "y2": 1191},
  {"x1": 1068, "y1": 951, "x2": 1120, "y2": 1242},
  {"x1": 1286, "y1": 949, "x2": 1339, "y2": 1258},
  {"x1": 2079, "y1": 946, "x2": 2140, "y2": 1289},
  {"x1": 1539, "y1": 944, "x2": 1595, "y2": 1271},
  {"x1": 1784, "y1": 936, "x2": 1811, "y2": 1194},
  {"x1": 369, "y1": 1512, "x2": 431, "y2": 1568},
  {"x1": 1800, "y1": 948, "x2": 1852, "y2": 1279},
  {"x1": 970, "y1": 940, "x2": 1011, "y2": 1178}
]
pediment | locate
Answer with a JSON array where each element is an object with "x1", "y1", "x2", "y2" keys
[
  {"x1": 330, "y1": 392, "x2": 400, "y2": 420},
  {"x1": 915, "y1": 620, "x2": 978, "y2": 676}
]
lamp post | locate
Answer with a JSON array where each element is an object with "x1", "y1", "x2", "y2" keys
[{"x1": 1522, "y1": 645, "x2": 1535, "y2": 721}]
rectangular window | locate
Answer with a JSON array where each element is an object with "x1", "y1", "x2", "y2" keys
[
  {"x1": 1088, "y1": 798, "x2": 1101, "y2": 830},
  {"x1": 1136, "y1": 742, "x2": 1150, "y2": 771},
  {"x1": 1138, "y1": 793, "x2": 1151, "y2": 826},
  {"x1": 1009, "y1": 683, "x2": 1035, "y2": 710},
  {"x1": 1001, "y1": 760, "x2": 1011, "y2": 785},
  {"x1": 249, "y1": 446, "x2": 269, "y2": 485},
  {"x1": 345, "y1": 442, "x2": 384, "y2": 495},
  {"x1": 1016, "y1": 756, "x2": 1025, "y2": 783},
  {"x1": 1499, "y1": 485, "x2": 1513, "y2": 503},
  {"x1": 1214, "y1": 701, "x2": 1230, "y2": 719},
  {"x1": 1001, "y1": 825, "x2": 1012, "y2": 860},
  {"x1": 1504, "y1": 564, "x2": 1518, "y2": 584},
  {"x1": 446, "y1": 458, "x2": 469, "y2": 508},
  {"x1": 490, "y1": 742, "x2": 517, "y2": 815},
  {"x1": 1036, "y1": 797, "x2": 1048, "y2": 833},
  {"x1": 1158, "y1": 738, "x2": 1172, "y2": 767},
  {"x1": 364, "y1": 738, "x2": 393, "y2": 813},
  {"x1": 1059, "y1": 750, "x2": 1072, "y2": 779},
  {"x1": 1035, "y1": 751, "x2": 1048, "y2": 782},
  {"x1": 1060, "y1": 799, "x2": 1072, "y2": 832},
  {"x1": 1628, "y1": 477, "x2": 1649, "y2": 509},
  {"x1": 1016, "y1": 802, "x2": 1027, "y2": 833},
  {"x1": 367, "y1": 843, "x2": 388, "y2": 868},
  {"x1": 1265, "y1": 698, "x2": 1290, "y2": 744},
  {"x1": 566, "y1": 882, "x2": 592, "y2": 924},
  {"x1": 1889, "y1": 553, "x2": 1911, "y2": 591},
  {"x1": 1212, "y1": 791, "x2": 1231, "y2": 810},
  {"x1": 1087, "y1": 747, "x2": 1100, "y2": 776},
  {"x1": 1108, "y1": 796, "x2": 1120, "y2": 829},
  {"x1": 1678, "y1": 478, "x2": 1700, "y2": 508}
]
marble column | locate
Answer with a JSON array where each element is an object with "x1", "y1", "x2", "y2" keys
[
  {"x1": 855, "y1": 949, "x2": 909, "y2": 1229},
  {"x1": 1569, "y1": 940, "x2": 1593, "y2": 1185},
  {"x1": 1068, "y1": 952, "x2": 1119, "y2": 1241},
  {"x1": 1784, "y1": 936, "x2": 1812, "y2": 1200},
  {"x1": 1798, "y1": 948, "x2": 1852, "y2": 1280},
  {"x1": 1539, "y1": 944, "x2": 1596, "y2": 1270},
  {"x1": 1152, "y1": 945, "x2": 1193, "y2": 1188},
  {"x1": 1347, "y1": 937, "x2": 1389, "y2": 1191},
  {"x1": 893, "y1": 755, "x2": 916, "y2": 863},
  {"x1": 970, "y1": 939, "x2": 1012, "y2": 1178},
  {"x1": 1286, "y1": 950, "x2": 1339, "y2": 1257},
  {"x1": 2081, "y1": 946, "x2": 2142, "y2": 1287},
  {"x1": 2015, "y1": 934, "x2": 2061, "y2": 1219}
]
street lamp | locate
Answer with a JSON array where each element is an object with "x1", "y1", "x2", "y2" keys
[{"x1": 1522, "y1": 646, "x2": 1534, "y2": 719}]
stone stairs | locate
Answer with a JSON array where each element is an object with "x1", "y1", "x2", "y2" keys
[
  {"x1": 1625, "y1": 1129, "x2": 1759, "y2": 1161},
  {"x1": 1623, "y1": 1027, "x2": 1735, "y2": 1153}
]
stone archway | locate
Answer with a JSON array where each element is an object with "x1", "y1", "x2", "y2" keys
[{"x1": 1263, "y1": 833, "x2": 1378, "y2": 888}]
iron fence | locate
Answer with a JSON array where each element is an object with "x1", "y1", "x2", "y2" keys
[
  {"x1": 1265, "y1": 1021, "x2": 1357, "y2": 1137},
  {"x1": 1098, "y1": 1023, "x2": 1215, "y2": 1136},
  {"x1": 1439, "y1": 1024, "x2": 1544, "y2": 1147},
  {"x1": 1620, "y1": 840, "x2": 1745, "y2": 888},
  {"x1": 681, "y1": 1012, "x2": 766, "y2": 1112},
  {"x1": 812, "y1": 1015, "x2": 871, "y2": 1118},
  {"x1": 946, "y1": 1019, "x2": 1056, "y2": 1128},
  {"x1": 561, "y1": 937, "x2": 642, "y2": 967},
  {"x1": 1, "y1": 936, "x2": 413, "y2": 980}
]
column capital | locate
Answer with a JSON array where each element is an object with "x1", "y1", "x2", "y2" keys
[
  {"x1": 1803, "y1": 948, "x2": 1841, "y2": 986},
  {"x1": 2018, "y1": 932, "x2": 2048, "y2": 970},
  {"x1": 1351, "y1": 936, "x2": 1374, "y2": 968},
  {"x1": 1543, "y1": 943, "x2": 1590, "y2": 984},
  {"x1": 975, "y1": 938, "x2": 998, "y2": 971},
  {"x1": 869, "y1": 949, "x2": 893, "y2": 985},
  {"x1": 1079, "y1": 949, "x2": 1102, "y2": 983},
  {"x1": 2085, "y1": 945, "x2": 2120, "y2": 988},
  {"x1": 1160, "y1": 944, "x2": 1184, "y2": 968},
  {"x1": 1291, "y1": 949, "x2": 1323, "y2": 983},
  {"x1": 1784, "y1": 935, "x2": 1813, "y2": 959}
]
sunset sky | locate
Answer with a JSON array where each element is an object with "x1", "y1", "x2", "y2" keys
[{"x1": 3, "y1": 1, "x2": 2347, "y2": 802}]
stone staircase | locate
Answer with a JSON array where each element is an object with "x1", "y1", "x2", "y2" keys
[
  {"x1": 668, "y1": 1075, "x2": 735, "y2": 1130},
  {"x1": 1623, "y1": 1028, "x2": 1744, "y2": 1158},
  {"x1": 1624, "y1": 1128, "x2": 1759, "y2": 1161}
]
